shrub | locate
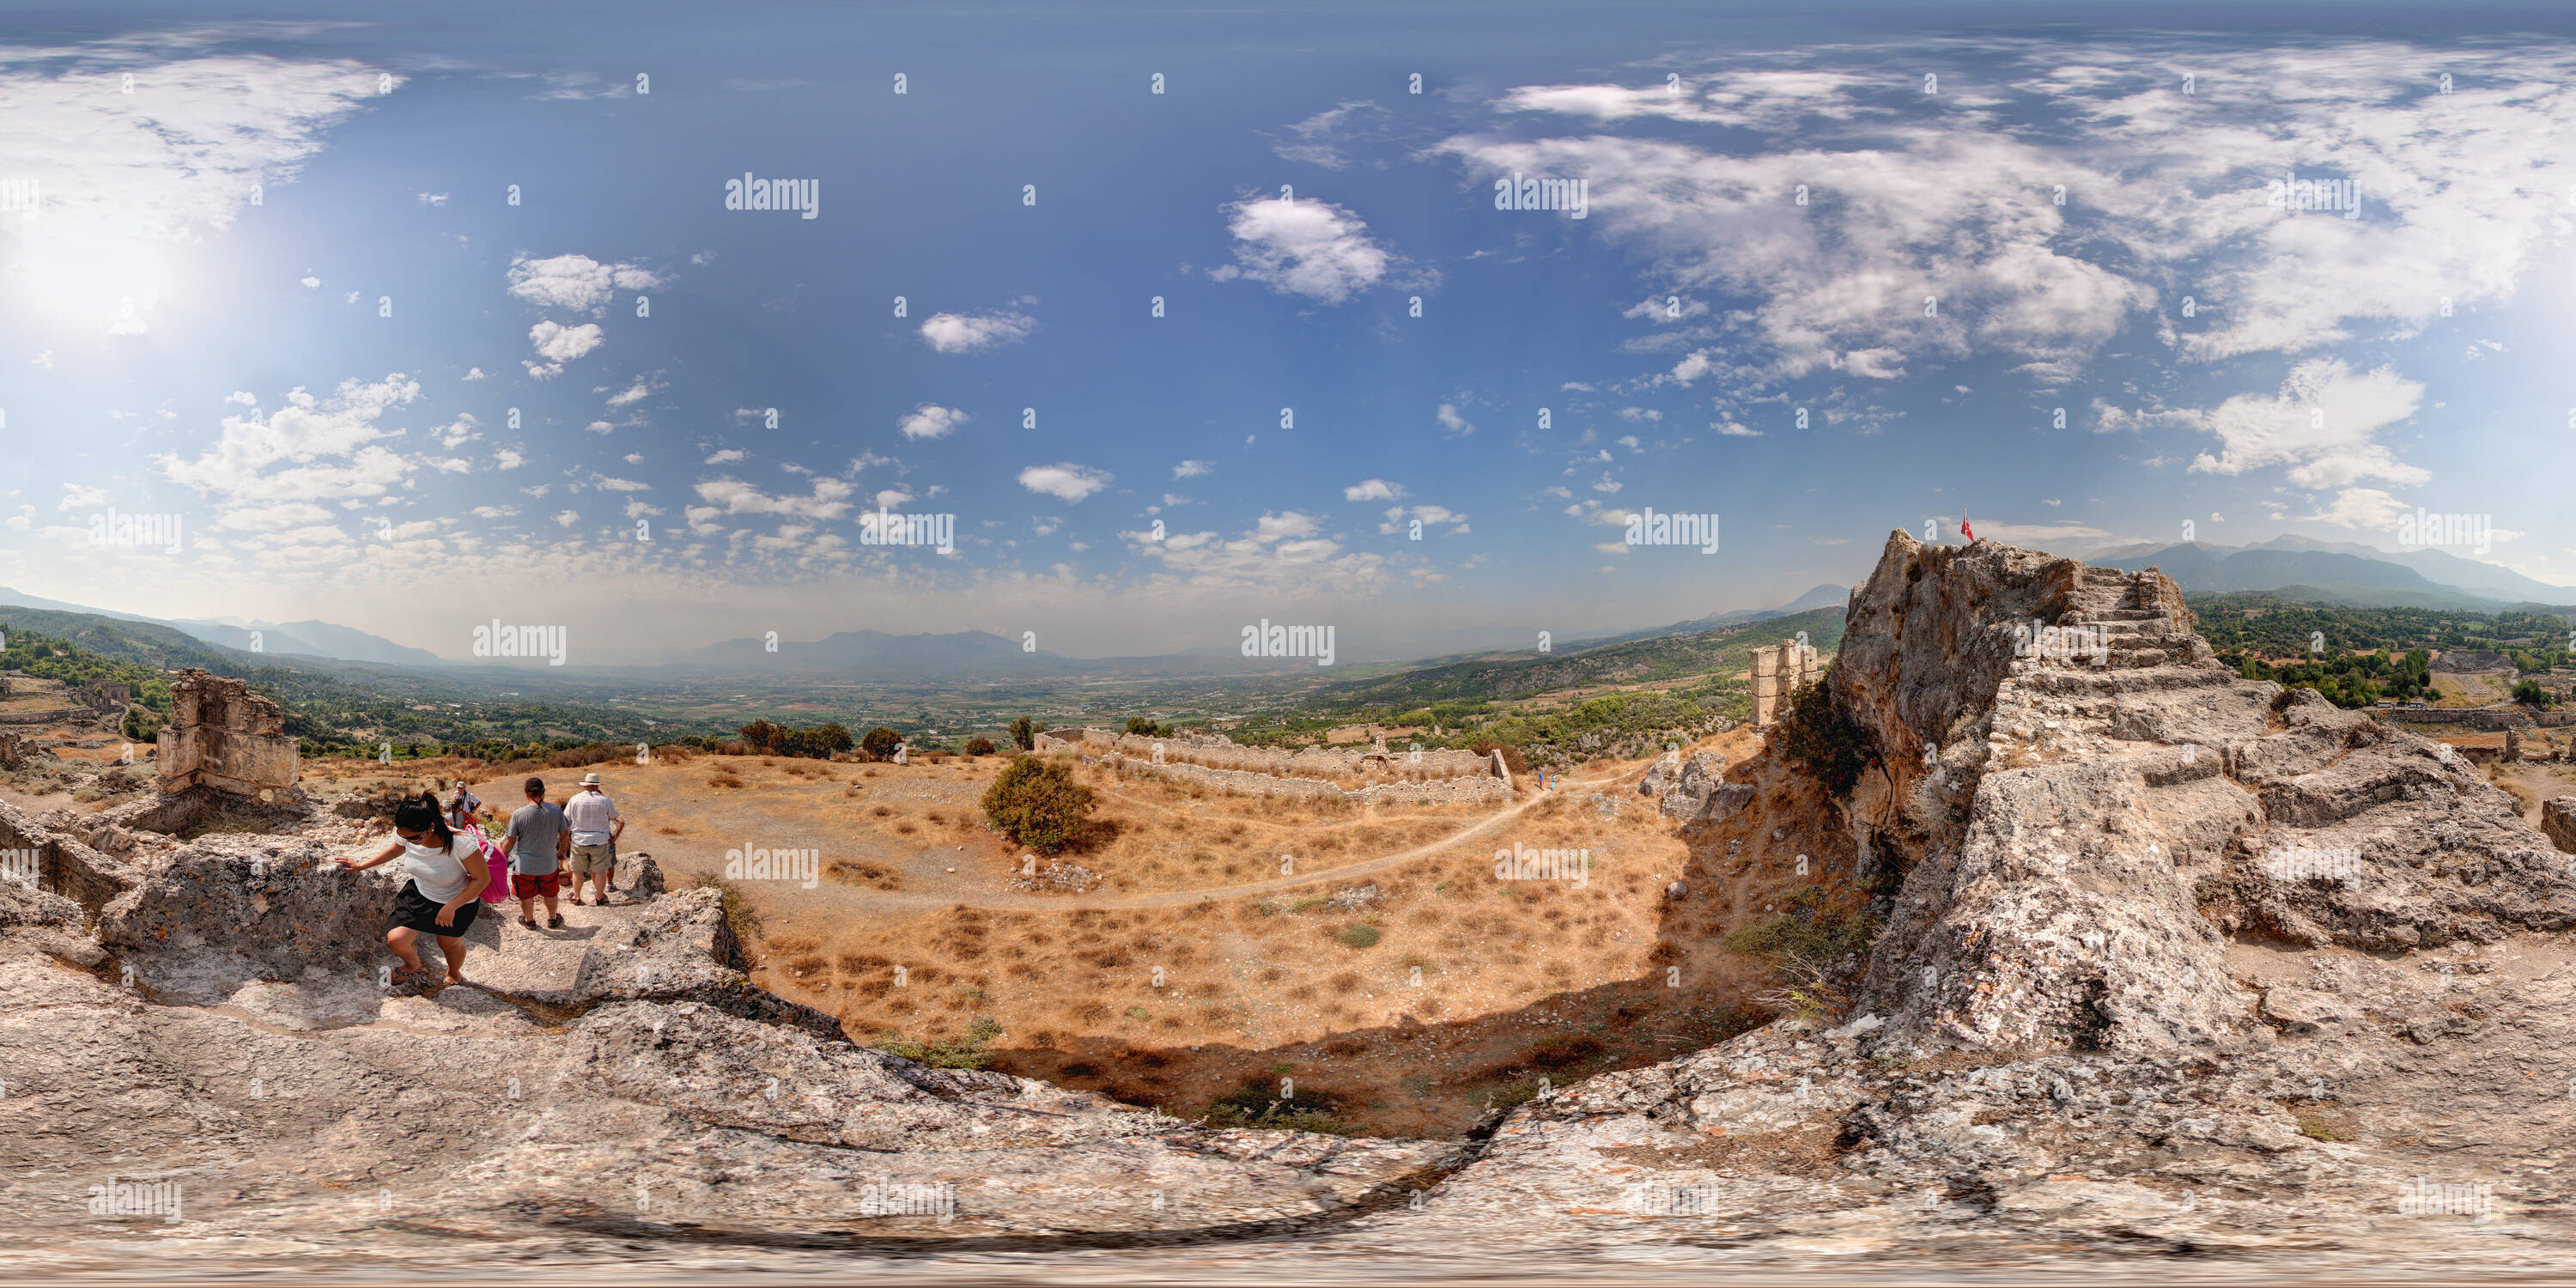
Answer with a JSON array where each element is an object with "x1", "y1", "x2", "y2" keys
[
  {"x1": 1772, "y1": 671, "x2": 1876, "y2": 797},
  {"x1": 1468, "y1": 741, "x2": 1528, "y2": 775},
  {"x1": 964, "y1": 737, "x2": 997, "y2": 756},
  {"x1": 1724, "y1": 888, "x2": 1880, "y2": 1020},
  {"x1": 981, "y1": 754, "x2": 1097, "y2": 853},
  {"x1": 874, "y1": 1018, "x2": 1004, "y2": 1070},
  {"x1": 1124, "y1": 715, "x2": 1164, "y2": 738},
  {"x1": 1008, "y1": 715, "x2": 1042, "y2": 751},
  {"x1": 2515, "y1": 679, "x2": 2553, "y2": 708},
  {"x1": 861, "y1": 727, "x2": 903, "y2": 761},
  {"x1": 1335, "y1": 923, "x2": 1381, "y2": 949}
]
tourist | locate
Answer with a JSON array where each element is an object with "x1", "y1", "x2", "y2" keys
[
  {"x1": 334, "y1": 793, "x2": 489, "y2": 988},
  {"x1": 447, "y1": 781, "x2": 483, "y2": 831},
  {"x1": 497, "y1": 775, "x2": 570, "y2": 929},
  {"x1": 563, "y1": 771, "x2": 625, "y2": 906}
]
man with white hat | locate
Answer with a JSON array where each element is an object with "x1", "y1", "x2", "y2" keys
[{"x1": 562, "y1": 771, "x2": 625, "y2": 906}]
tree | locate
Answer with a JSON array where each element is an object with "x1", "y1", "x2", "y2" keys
[
  {"x1": 738, "y1": 719, "x2": 781, "y2": 753},
  {"x1": 862, "y1": 726, "x2": 903, "y2": 761},
  {"x1": 1124, "y1": 715, "x2": 1163, "y2": 738},
  {"x1": 1008, "y1": 715, "x2": 1040, "y2": 751},
  {"x1": 2515, "y1": 679, "x2": 2554, "y2": 708},
  {"x1": 981, "y1": 754, "x2": 1097, "y2": 853},
  {"x1": 964, "y1": 737, "x2": 997, "y2": 756}
]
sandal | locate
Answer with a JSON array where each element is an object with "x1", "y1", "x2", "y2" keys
[
  {"x1": 547, "y1": 914, "x2": 566, "y2": 928},
  {"x1": 519, "y1": 916, "x2": 539, "y2": 929}
]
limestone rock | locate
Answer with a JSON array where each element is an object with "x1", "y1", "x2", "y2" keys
[{"x1": 2544, "y1": 798, "x2": 2576, "y2": 854}]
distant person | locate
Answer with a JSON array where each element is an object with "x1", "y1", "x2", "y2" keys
[
  {"x1": 447, "y1": 781, "x2": 483, "y2": 831},
  {"x1": 498, "y1": 775, "x2": 571, "y2": 929},
  {"x1": 563, "y1": 771, "x2": 625, "y2": 906},
  {"x1": 335, "y1": 793, "x2": 489, "y2": 988}
]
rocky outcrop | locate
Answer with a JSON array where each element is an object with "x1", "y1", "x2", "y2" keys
[
  {"x1": 1642, "y1": 750, "x2": 1752, "y2": 822},
  {"x1": 2545, "y1": 797, "x2": 2576, "y2": 854}
]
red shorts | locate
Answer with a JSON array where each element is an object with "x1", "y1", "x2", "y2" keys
[{"x1": 510, "y1": 871, "x2": 564, "y2": 898}]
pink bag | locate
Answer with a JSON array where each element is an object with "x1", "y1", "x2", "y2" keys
[{"x1": 463, "y1": 823, "x2": 511, "y2": 905}]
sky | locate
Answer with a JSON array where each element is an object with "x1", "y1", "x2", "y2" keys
[{"x1": 5, "y1": 0, "x2": 2576, "y2": 664}]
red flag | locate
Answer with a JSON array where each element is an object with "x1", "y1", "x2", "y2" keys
[{"x1": 1960, "y1": 513, "x2": 1974, "y2": 542}]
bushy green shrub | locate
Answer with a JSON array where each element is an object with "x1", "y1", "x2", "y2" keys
[
  {"x1": 1771, "y1": 671, "x2": 1876, "y2": 797},
  {"x1": 981, "y1": 754, "x2": 1097, "y2": 853},
  {"x1": 874, "y1": 1018, "x2": 1003, "y2": 1069}
]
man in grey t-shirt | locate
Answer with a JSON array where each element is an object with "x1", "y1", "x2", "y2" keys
[{"x1": 499, "y1": 776, "x2": 572, "y2": 928}]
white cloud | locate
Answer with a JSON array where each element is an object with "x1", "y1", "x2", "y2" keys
[
  {"x1": 897, "y1": 404, "x2": 969, "y2": 439},
  {"x1": 463, "y1": 367, "x2": 486, "y2": 380},
  {"x1": 553, "y1": 510, "x2": 580, "y2": 528},
  {"x1": 506, "y1": 253, "x2": 661, "y2": 313},
  {"x1": 300, "y1": 276, "x2": 320, "y2": 289},
  {"x1": 1211, "y1": 196, "x2": 1390, "y2": 304},
  {"x1": 583, "y1": 421, "x2": 614, "y2": 435},
  {"x1": 1172, "y1": 459, "x2": 1213, "y2": 479},
  {"x1": 524, "y1": 320, "x2": 605, "y2": 378},
  {"x1": 57, "y1": 483, "x2": 108, "y2": 511},
  {"x1": 1274, "y1": 100, "x2": 1393, "y2": 169},
  {"x1": 416, "y1": 191, "x2": 447, "y2": 206},
  {"x1": 2182, "y1": 358, "x2": 2428, "y2": 489},
  {"x1": 704, "y1": 449, "x2": 745, "y2": 465},
  {"x1": 919, "y1": 310, "x2": 1036, "y2": 355},
  {"x1": 491, "y1": 448, "x2": 526, "y2": 471},
  {"x1": 692, "y1": 476, "x2": 855, "y2": 519},
  {"x1": 605, "y1": 377, "x2": 655, "y2": 407},
  {"x1": 223, "y1": 391, "x2": 257, "y2": 405},
  {"x1": 593, "y1": 477, "x2": 650, "y2": 492},
  {"x1": 1435, "y1": 403, "x2": 1474, "y2": 436},
  {"x1": 2299, "y1": 487, "x2": 2409, "y2": 531},
  {"x1": 1018, "y1": 462, "x2": 1114, "y2": 503},
  {"x1": 1343, "y1": 478, "x2": 1405, "y2": 502},
  {"x1": 1444, "y1": 42, "x2": 2576, "y2": 384},
  {"x1": 874, "y1": 488, "x2": 914, "y2": 509},
  {"x1": 156, "y1": 373, "x2": 422, "y2": 505}
]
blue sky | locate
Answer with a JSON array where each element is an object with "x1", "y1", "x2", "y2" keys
[{"x1": 6, "y1": 1, "x2": 2575, "y2": 663}]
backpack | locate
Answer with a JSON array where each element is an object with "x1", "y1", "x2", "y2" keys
[{"x1": 460, "y1": 823, "x2": 512, "y2": 905}]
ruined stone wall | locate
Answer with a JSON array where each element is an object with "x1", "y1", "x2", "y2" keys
[
  {"x1": 1097, "y1": 752, "x2": 1514, "y2": 807},
  {"x1": 156, "y1": 669, "x2": 300, "y2": 799},
  {"x1": 0, "y1": 798, "x2": 141, "y2": 912},
  {"x1": 71, "y1": 681, "x2": 132, "y2": 711},
  {"x1": 1038, "y1": 726, "x2": 1492, "y2": 784}
]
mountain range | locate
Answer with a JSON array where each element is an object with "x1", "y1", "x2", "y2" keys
[{"x1": 2072, "y1": 537, "x2": 2576, "y2": 611}]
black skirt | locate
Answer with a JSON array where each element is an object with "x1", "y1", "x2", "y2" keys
[{"x1": 387, "y1": 880, "x2": 481, "y2": 938}]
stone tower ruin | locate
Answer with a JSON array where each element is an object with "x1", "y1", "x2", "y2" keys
[
  {"x1": 155, "y1": 669, "x2": 300, "y2": 800},
  {"x1": 1751, "y1": 641, "x2": 1821, "y2": 726}
]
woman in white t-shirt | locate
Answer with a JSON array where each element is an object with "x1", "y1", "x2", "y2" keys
[{"x1": 335, "y1": 793, "x2": 490, "y2": 987}]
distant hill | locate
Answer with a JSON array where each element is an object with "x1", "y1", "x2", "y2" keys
[
  {"x1": 1317, "y1": 606, "x2": 1845, "y2": 708},
  {"x1": 2078, "y1": 542, "x2": 2576, "y2": 611},
  {"x1": 0, "y1": 587, "x2": 439, "y2": 666}
]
